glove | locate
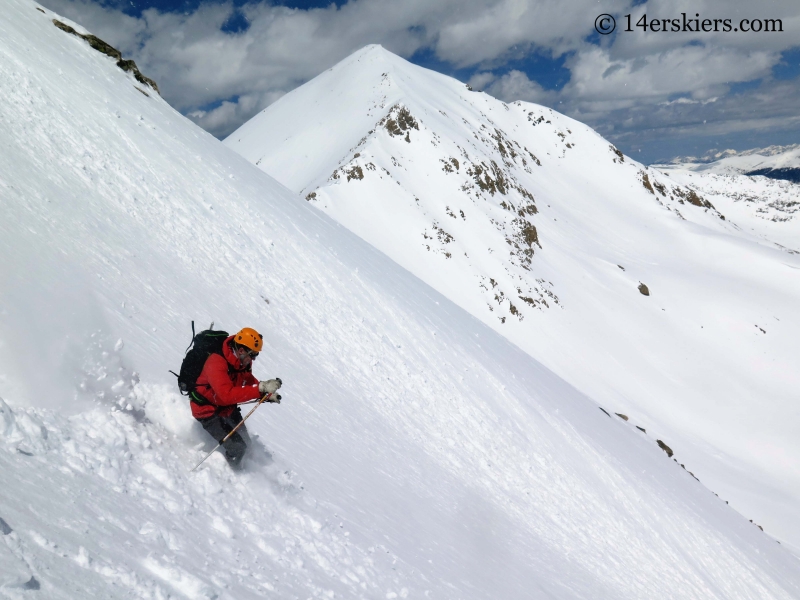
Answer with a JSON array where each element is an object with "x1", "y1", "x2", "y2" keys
[
  {"x1": 259, "y1": 378, "x2": 282, "y2": 395},
  {"x1": 268, "y1": 394, "x2": 282, "y2": 404}
]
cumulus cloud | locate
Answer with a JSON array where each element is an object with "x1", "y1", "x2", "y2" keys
[
  {"x1": 467, "y1": 72, "x2": 497, "y2": 91},
  {"x1": 564, "y1": 44, "x2": 779, "y2": 108},
  {"x1": 475, "y1": 70, "x2": 558, "y2": 105},
  {"x1": 434, "y1": 0, "x2": 630, "y2": 66},
  {"x1": 187, "y1": 90, "x2": 286, "y2": 138}
]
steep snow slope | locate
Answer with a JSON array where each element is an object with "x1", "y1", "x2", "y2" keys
[
  {"x1": 226, "y1": 46, "x2": 800, "y2": 554},
  {"x1": 3, "y1": 3, "x2": 800, "y2": 597}
]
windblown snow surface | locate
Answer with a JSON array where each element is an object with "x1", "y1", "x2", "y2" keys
[
  {"x1": 226, "y1": 46, "x2": 800, "y2": 558},
  {"x1": 2, "y1": 2, "x2": 800, "y2": 598}
]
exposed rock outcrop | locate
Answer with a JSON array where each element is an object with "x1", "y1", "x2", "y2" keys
[{"x1": 53, "y1": 20, "x2": 159, "y2": 95}]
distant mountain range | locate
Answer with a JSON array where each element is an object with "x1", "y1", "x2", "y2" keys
[{"x1": 656, "y1": 144, "x2": 800, "y2": 182}]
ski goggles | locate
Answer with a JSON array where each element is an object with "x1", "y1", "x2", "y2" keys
[{"x1": 237, "y1": 346, "x2": 259, "y2": 359}]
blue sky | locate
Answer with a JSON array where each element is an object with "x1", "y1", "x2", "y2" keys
[{"x1": 42, "y1": 0, "x2": 800, "y2": 163}]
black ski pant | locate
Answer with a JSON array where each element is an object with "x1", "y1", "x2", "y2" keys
[{"x1": 197, "y1": 407, "x2": 250, "y2": 468}]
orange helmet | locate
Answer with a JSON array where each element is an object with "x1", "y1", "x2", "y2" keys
[{"x1": 233, "y1": 327, "x2": 264, "y2": 353}]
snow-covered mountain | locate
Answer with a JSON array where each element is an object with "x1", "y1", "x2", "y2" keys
[
  {"x1": 653, "y1": 166, "x2": 800, "y2": 251},
  {"x1": 226, "y1": 45, "x2": 800, "y2": 556},
  {"x1": 658, "y1": 144, "x2": 800, "y2": 182},
  {"x1": 653, "y1": 146, "x2": 800, "y2": 250},
  {"x1": 3, "y1": 1, "x2": 800, "y2": 597}
]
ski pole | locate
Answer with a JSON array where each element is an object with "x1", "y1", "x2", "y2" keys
[
  {"x1": 239, "y1": 394, "x2": 280, "y2": 405},
  {"x1": 190, "y1": 392, "x2": 273, "y2": 472}
]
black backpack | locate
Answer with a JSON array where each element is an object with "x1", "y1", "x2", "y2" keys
[{"x1": 171, "y1": 322, "x2": 230, "y2": 398}]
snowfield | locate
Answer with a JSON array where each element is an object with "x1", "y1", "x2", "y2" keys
[
  {"x1": 2, "y1": 1, "x2": 800, "y2": 598},
  {"x1": 226, "y1": 46, "x2": 800, "y2": 557}
]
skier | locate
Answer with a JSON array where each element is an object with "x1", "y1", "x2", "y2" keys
[{"x1": 190, "y1": 327, "x2": 282, "y2": 468}]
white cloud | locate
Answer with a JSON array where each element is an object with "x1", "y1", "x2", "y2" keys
[
  {"x1": 467, "y1": 72, "x2": 496, "y2": 90},
  {"x1": 563, "y1": 44, "x2": 778, "y2": 109},
  {"x1": 480, "y1": 70, "x2": 558, "y2": 105},
  {"x1": 658, "y1": 97, "x2": 719, "y2": 106},
  {"x1": 187, "y1": 90, "x2": 286, "y2": 138},
  {"x1": 434, "y1": 0, "x2": 631, "y2": 66}
]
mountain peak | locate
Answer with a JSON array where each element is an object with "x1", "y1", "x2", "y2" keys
[
  {"x1": 347, "y1": 43, "x2": 403, "y2": 62},
  {"x1": 328, "y1": 44, "x2": 410, "y2": 77},
  {"x1": 356, "y1": 43, "x2": 388, "y2": 55},
  {"x1": 225, "y1": 43, "x2": 458, "y2": 191}
]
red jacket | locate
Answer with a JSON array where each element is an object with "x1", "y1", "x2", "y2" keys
[{"x1": 190, "y1": 336, "x2": 260, "y2": 419}]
